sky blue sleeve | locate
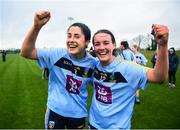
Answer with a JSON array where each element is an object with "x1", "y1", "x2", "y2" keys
[
  {"x1": 37, "y1": 48, "x2": 66, "y2": 69},
  {"x1": 37, "y1": 48, "x2": 49, "y2": 69}
]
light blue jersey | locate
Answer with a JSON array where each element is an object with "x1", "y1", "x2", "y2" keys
[
  {"x1": 89, "y1": 56, "x2": 148, "y2": 129},
  {"x1": 135, "y1": 52, "x2": 148, "y2": 65},
  {"x1": 120, "y1": 49, "x2": 136, "y2": 61},
  {"x1": 37, "y1": 48, "x2": 95, "y2": 118}
]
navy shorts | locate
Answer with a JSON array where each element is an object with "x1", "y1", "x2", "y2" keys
[{"x1": 45, "y1": 109, "x2": 86, "y2": 129}]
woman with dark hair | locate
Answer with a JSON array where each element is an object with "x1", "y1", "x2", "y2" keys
[
  {"x1": 168, "y1": 47, "x2": 179, "y2": 88},
  {"x1": 119, "y1": 41, "x2": 136, "y2": 61},
  {"x1": 20, "y1": 11, "x2": 95, "y2": 129},
  {"x1": 89, "y1": 24, "x2": 169, "y2": 129}
]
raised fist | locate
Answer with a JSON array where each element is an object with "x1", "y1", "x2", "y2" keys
[
  {"x1": 34, "y1": 11, "x2": 51, "y2": 29},
  {"x1": 152, "y1": 24, "x2": 169, "y2": 46}
]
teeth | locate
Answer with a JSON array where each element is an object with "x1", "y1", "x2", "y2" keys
[
  {"x1": 69, "y1": 44, "x2": 77, "y2": 48},
  {"x1": 99, "y1": 52, "x2": 107, "y2": 55}
]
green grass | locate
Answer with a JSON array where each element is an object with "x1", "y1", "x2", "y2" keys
[
  {"x1": 131, "y1": 50, "x2": 180, "y2": 129},
  {"x1": 0, "y1": 54, "x2": 47, "y2": 128},
  {"x1": 0, "y1": 51, "x2": 180, "y2": 128}
]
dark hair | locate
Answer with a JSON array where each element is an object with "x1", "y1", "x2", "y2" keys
[
  {"x1": 92, "y1": 29, "x2": 116, "y2": 45},
  {"x1": 169, "y1": 47, "x2": 175, "y2": 51},
  {"x1": 120, "y1": 41, "x2": 129, "y2": 49},
  {"x1": 169, "y1": 47, "x2": 176, "y2": 55},
  {"x1": 67, "y1": 22, "x2": 91, "y2": 41}
]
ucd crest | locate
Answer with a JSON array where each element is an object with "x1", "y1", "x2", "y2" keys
[{"x1": 48, "y1": 121, "x2": 55, "y2": 129}]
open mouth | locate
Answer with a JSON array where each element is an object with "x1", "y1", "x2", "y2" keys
[
  {"x1": 68, "y1": 44, "x2": 78, "y2": 48},
  {"x1": 97, "y1": 50, "x2": 109, "y2": 56}
]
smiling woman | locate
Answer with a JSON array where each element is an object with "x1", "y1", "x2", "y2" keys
[
  {"x1": 20, "y1": 10, "x2": 96, "y2": 129},
  {"x1": 66, "y1": 23, "x2": 91, "y2": 60},
  {"x1": 89, "y1": 26, "x2": 169, "y2": 129},
  {"x1": 0, "y1": 52, "x2": 180, "y2": 128},
  {"x1": 92, "y1": 29, "x2": 116, "y2": 66}
]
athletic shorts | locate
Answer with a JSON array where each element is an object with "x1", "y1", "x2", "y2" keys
[{"x1": 45, "y1": 108, "x2": 86, "y2": 129}]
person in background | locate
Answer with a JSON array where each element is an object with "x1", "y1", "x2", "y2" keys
[
  {"x1": 20, "y1": 10, "x2": 95, "y2": 129},
  {"x1": 2, "y1": 50, "x2": 7, "y2": 62},
  {"x1": 168, "y1": 47, "x2": 179, "y2": 88},
  {"x1": 150, "y1": 28, "x2": 157, "y2": 50},
  {"x1": 89, "y1": 24, "x2": 169, "y2": 129},
  {"x1": 119, "y1": 41, "x2": 136, "y2": 61},
  {"x1": 132, "y1": 44, "x2": 148, "y2": 104},
  {"x1": 151, "y1": 51, "x2": 157, "y2": 68}
]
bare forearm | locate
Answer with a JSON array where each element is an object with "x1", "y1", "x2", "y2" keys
[
  {"x1": 153, "y1": 44, "x2": 168, "y2": 82},
  {"x1": 20, "y1": 25, "x2": 41, "y2": 60},
  {"x1": 147, "y1": 24, "x2": 169, "y2": 83},
  {"x1": 20, "y1": 11, "x2": 51, "y2": 60}
]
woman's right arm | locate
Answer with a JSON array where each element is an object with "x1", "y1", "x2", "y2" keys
[{"x1": 20, "y1": 11, "x2": 51, "y2": 60}]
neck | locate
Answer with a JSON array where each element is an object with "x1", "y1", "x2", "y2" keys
[
  {"x1": 72, "y1": 51, "x2": 86, "y2": 60},
  {"x1": 101, "y1": 55, "x2": 116, "y2": 67}
]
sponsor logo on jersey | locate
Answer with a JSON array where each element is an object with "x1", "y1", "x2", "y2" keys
[
  {"x1": 54, "y1": 57, "x2": 93, "y2": 78},
  {"x1": 94, "y1": 82, "x2": 112, "y2": 104}
]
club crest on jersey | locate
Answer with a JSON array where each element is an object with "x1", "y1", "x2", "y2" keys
[
  {"x1": 48, "y1": 121, "x2": 55, "y2": 129},
  {"x1": 99, "y1": 73, "x2": 107, "y2": 81},
  {"x1": 66, "y1": 75, "x2": 82, "y2": 94},
  {"x1": 94, "y1": 67, "x2": 127, "y2": 83},
  {"x1": 74, "y1": 66, "x2": 80, "y2": 75}
]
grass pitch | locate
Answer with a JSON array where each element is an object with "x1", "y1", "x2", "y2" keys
[{"x1": 0, "y1": 51, "x2": 180, "y2": 128}]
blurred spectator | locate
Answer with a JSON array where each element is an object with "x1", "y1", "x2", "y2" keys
[
  {"x1": 132, "y1": 44, "x2": 148, "y2": 104},
  {"x1": 168, "y1": 47, "x2": 179, "y2": 88},
  {"x1": 2, "y1": 50, "x2": 7, "y2": 62},
  {"x1": 119, "y1": 41, "x2": 136, "y2": 61},
  {"x1": 132, "y1": 44, "x2": 148, "y2": 65},
  {"x1": 150, "y1": 29, "x2": 157, "y2": 50},
  {"x1": 151, "y1": 51, "x2": 157, "y2": 68}
]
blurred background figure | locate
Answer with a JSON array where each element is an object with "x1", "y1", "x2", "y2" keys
[
  {"x1": 151, "y1": 51, "x2": 157, "y2": 68},
  {"x1": 132, "y1": 44, "x2": 148, "y2": 104},
  {"x1": 168, "y1": 47, "x2": 179, "y2": 88},
  {"x1": 132, "y1": 44, "x2": 148, "y2": 65},
  {"x1": 119, "y1": 41, "x2": 136, "y2": 61},
  {"x1": 150, "y1": 27, "x2": 157, "y2": 51},
  {"x1": 2, "y1": 50, "x2": 7, "y2": 62}
]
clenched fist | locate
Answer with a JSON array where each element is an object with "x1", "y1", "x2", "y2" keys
[
  {"x1": 34, "y1": 11, "x2": 51, "y2": 29},
  {"x1": 152, "y1": 24, "x2": 169, "y2": 46}
]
